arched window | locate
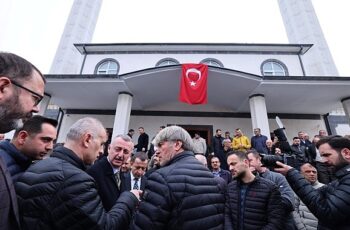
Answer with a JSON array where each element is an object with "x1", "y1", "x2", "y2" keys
[
  {"x1": 95, "y1": 59, "x2": 120, "y2": 74},
  {"x1": 155, "y1": 58, "x2": 180, "y2": 67},
  {"x1": 200, "y1": 58, "x2": 224, "y2": 68},
  {"x1": 261, "y1": 59, "x2": 288, "y2": 76}
]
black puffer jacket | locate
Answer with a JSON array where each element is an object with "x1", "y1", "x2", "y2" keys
[
  {"x1": 131, "y1": 151, "x2": 225, "y2": 230},
  {"x1": 225, "y1": 176, "x2": 285, "y2": 230},
  {"x1": 15, "y1": 146, "x2": 138, "y2": 230},
  {"x1": 286, "y1": 165, "x2": 350, "y2": 230}
]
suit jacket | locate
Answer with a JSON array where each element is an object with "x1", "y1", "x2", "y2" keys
[
  {"x1": 121, "y1": 172, "x2": 146, "y2": 192},
  {"x1": 87, "y1": 156, "x2": 124, "y2": 211}
]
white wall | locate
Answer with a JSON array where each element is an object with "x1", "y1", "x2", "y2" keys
[
  {"x1": 57, "y1": 113, "x2": 325, "y2": 144},
  {"x1": 82, "y1": 53, "x2": 303, "y2": 76}
]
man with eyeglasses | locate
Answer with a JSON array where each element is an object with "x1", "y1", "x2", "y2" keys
[
  {"x1": 0, "y1": 52, "x2": 45, "y2": 133},
  {"x1": 0, "y1": 52, "x2": 45, "y2": 230},
  {"x1": 87, "y1": 134, "x2": 135, "y2": 211},
  {"x1": 275, "y1": 135, "x2": 350, "y2": 229}
]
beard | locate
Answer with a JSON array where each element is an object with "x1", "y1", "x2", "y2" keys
[
  {"x1": 0, "y1": 93, "x2": 32, "y2": 133},
  {"x1": 334, "y1": 155, "x2": 349, "y2": 171},
  {"x1": 233, "y1": 169, "x2": 246, "y2": 180}
]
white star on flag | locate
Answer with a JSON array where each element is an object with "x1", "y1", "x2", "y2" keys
[{"x1": 190, "y1": 81, "x2": 196, "y2": 86}]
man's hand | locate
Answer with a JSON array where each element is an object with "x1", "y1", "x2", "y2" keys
[
  {"x1": 130, "y1": 189, "x2": 143, "y2": 200},
  {"x1": 274, "y1": 161, "x2": 293, "y2": 176}
]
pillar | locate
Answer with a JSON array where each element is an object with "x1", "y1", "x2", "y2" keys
[{"x1": 249, "y1": 94, "x2": 270, "y2": 138}]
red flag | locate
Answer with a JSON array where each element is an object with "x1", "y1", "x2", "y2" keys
[{"x1": 179, "y1": 63, "x2": 208, "y2": 104}]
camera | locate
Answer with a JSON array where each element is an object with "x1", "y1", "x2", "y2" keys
[{"x1": 260, "y1": 153, "x2": 300, "y2": 168}]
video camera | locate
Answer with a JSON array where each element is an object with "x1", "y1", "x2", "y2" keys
[{"x1": 260, "y1": 126, "x2": 303, "y2": 169}]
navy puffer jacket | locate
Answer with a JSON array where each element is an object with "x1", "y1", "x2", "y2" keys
[
  {"x1": 225, "y1": 176, "x2": 285, "y2": 230},
  {"x1": 0, "y1": 140, "x2": 31, "y2": 182},
  {"x1": 15, "y1": 146, "x2": 138, "y2": 230},
  {"x1": 131, "y1": 151, "x2": 225, "y2": 230}
]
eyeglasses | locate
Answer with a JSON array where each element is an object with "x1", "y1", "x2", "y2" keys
[{"x1": 11, "y1": 80, "x2": 43, "y2": 106}]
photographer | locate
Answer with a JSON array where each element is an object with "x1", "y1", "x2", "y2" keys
[{"x1": 275, "y1": 136, "x2": 350, "y2": 229}]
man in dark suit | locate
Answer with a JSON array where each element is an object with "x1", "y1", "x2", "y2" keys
[
  {"x1": 87, "y1": 134, "x2": 134, "y2": 211},
  {"x1": 121, "y1": 152, "x2": 148, "y2": 192}
]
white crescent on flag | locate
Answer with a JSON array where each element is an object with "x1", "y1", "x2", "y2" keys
[{"x1": 185, "y1": 68, "x2": 202, "y2": 82}]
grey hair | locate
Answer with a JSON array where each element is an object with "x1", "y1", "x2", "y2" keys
[
  {"x1": 222, "y1": 138, "x2": 231, "y2": 145},
  {"x1": 152, "y1": 125, "x2": 194, "y2": 151},
  {"x1": 112, "y1": 134, "x2": 132, "y2": 143},
  {"x1": 66, "y1": 117, "x2": 105, "y2": 142}
]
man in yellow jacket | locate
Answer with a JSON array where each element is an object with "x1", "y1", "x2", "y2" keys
[{"x1": 232, "y1": 128, "x2": 251, "y2": 152}]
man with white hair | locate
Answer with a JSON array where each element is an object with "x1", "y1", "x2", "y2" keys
[
  {"x1": 131, "y1": 125, "x2": 225, "y2": 230},
  {"x1": 16, "y1": 117, "x2": 140, "y2": 230}
]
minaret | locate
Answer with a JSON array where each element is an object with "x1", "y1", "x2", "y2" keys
[
  {"x1": 49, "y1": 0, "x2": 103, "y2": 74},
  {"x1": 278, "y1": 0, "x2": 339, "y2": 76}
]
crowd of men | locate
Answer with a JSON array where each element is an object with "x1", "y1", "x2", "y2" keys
[{"x1": 1, "y1": 52, "x2": 350, "y2": 230}]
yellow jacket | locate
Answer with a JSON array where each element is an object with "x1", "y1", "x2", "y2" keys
[{"x1": 232, "y1": 136, "x2": 251, "y2": 151}]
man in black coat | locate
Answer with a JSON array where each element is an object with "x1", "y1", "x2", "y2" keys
[
  {"x1": 135, "y1": 127, "x2": 149, "y2": 152},
  {"x1": 225, "y1": 151, "x2": 285, "y2": 230},
  {"x1": 0, "y1": 52, "x2": 46, "y2": 230},
  {"x1": 16, "y1": 117, "x2": 140, "y2": 230},
  {"x1": 87, "y1": 134, "x2": 134, "y2": 211},
  {"x1": 276, "y1": 135, "x2": 350, "y2": 230},
  {"x1": 131, "y1": 126, "x2": 225, "y2": 230}
]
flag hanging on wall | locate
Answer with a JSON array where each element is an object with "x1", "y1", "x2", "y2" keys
[{"x1": 179, "y1": 63, "x2": 208, "y2": 104}]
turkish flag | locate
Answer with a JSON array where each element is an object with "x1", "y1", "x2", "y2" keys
[{"x1": 179, "y1": 64, "x2": 208, "y2": 104}]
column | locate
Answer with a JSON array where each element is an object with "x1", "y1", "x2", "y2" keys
[
  {"x1": 37, "y1": 94, "x2": 51, "y2": 115},
  {"x1": 49, "y1": 0, "x2": 103, "y2": 74},
  {"x1": 341, "y1": 97, "x2": 350, "y2": 123},
  {"x1": 112, "y1": 92, "x2": 133, "y2": 139},
  {"x1": 278, "y1": 0, "x2": 338, "y2": 76},
  {"x1": 249, "y1": 94, "x2": 270, "y2": 138}
]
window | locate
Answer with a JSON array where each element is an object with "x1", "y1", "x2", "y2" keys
[
  {"x1": 155, "y1": 58, "x2": 180, "y2": 67},
  {"x1": 261, "y1": 59, "x2": 288, "y2": 76},
  {"x1": 95, "y1": 59, "x2": 120, "y2": 74},
  {"x1": 200, "y1": 58, "x2": 224, "y2": 68}
]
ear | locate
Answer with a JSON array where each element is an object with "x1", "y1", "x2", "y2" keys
[
  {"x1": 17, "y1": 131, "x2": 29, "y2": 145},
  {"x1": 174, "y1": 140, "x2": 183, "y2": 151},
  {"x1": 0, "y1": 77, "x2": 12, "y2": 100},
  {"x1": 341, "y1": 148, "x2": 350, "y2": 161},
  {"x1": 82, "y1": 133, "x2": 93, "y2": 148}
]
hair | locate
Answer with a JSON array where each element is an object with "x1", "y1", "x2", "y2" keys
[
  {"x1": 293, "y1": 137, "x2": 300, "y2": 140},
  {"x1": 128, "y1": 129, "x2": 134, "y2": 132},
  {"x1": 246, "y1": 149, "x2": 260, "y2": 159},
  {"x1": 300, "y1": 163, "x2": 316, "y2": 172},
  {"x1": 66, "y1": 117, "x2": 105, "y2": 142},
  {"x1": 138, "y1": 127, "x2": 144, "y2": 130},
  {"x1": 211, "y1": 156, "x2": 220, "y2": 162},
  {"x1": 215, "y1": 129, "x2": 221, "y2": 133},
  {"x1": 316, "y1": 135, "x2": 350, "y2": 153},
  {"x1": 0, "y1": 52, "x2": 45, "y2": 83},
  {"x1": 254, "y1": 128, "x2": 261, "y2": 131},
  {"x1": 195, "y1": 154, "x2": 208, "y2": 167},
  {"x1": 225, "y1": 131, "x2": 230, "y2": 135},
  {"x1": 222, "y1": 138, "x2": 231, "y2": 145},
  {"x1": 153, "y1": 125, "x2": 194, "y2": 151},
  {"x1": 227, "y1": 151, "x2": 248, "y2": 161},
  {"x1": 113, "y1": 134, "x2": 132, "y2": 143},
  {"x1": 131, "y1": 151, "x2": 148, "y2": 163},
  {"x1": 160, "y1": 125, "x2": 166, "y2": 129},
  {"x1": 13, "y1": 115, "x2": 57, "y2": 138}
]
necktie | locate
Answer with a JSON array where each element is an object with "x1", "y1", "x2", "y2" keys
[
  {"x1": 133, "y1": 178, "x2": 139, "y2": 190},
  {"x1": 114, "y1": 171, "x2": 121, "y2": 189}
]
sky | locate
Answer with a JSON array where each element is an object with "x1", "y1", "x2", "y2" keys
[{"x1": 0, "y1": 0, "x2": 349, "y2": 76}]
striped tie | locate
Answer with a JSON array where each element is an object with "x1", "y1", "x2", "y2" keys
[{"x1": 133, "y1": 178, "x2": 139, "y2": 190}]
